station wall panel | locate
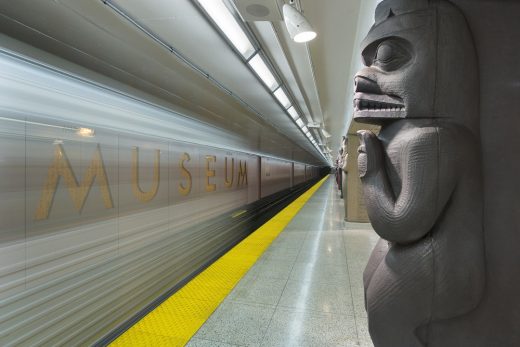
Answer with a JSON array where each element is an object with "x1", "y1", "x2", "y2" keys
[{"x1": 259, "y1": 157, "x2": 292, "y2": 198}]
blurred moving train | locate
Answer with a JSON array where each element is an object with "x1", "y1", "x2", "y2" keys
[{"x1": 0, "y1": 41, "x2": 325, "y2": 345}]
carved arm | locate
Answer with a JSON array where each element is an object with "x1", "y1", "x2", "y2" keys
[{"x1": 357, "y1": 129, "x2": 456, "y2": 244}]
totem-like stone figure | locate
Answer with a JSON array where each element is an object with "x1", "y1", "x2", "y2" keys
[
  {"x1": 354, "y1": 1, "x2": 485, "y2": 346},
  {"x1": 335, "y1": 147, "x2": 344, "y2": 197},
  {"x1": 340, "y1": 136, "x2": 349, "y2": 219}
]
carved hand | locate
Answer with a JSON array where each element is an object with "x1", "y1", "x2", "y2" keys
[{"x1": 357, "y1": 130, "x2": 383, "y2": 178}]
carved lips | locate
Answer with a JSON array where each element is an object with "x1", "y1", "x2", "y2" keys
[{"x1": 353, "y1": 74, "x2": 406, "y2": 123}]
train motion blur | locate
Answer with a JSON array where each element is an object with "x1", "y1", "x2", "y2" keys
[{"x1": 0, "y1": 43, "x2": 324, "y2": 346}]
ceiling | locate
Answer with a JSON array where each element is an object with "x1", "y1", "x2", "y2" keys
[{"x1": 0, "y1": 0, "x2": 376, "y2": 165}]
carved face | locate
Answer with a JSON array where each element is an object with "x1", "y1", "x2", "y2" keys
[{"x1": 353, "y1": 0, "x2": 478, "y2": 132}]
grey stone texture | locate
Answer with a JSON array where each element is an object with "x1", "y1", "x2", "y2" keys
[
  {"x1": 351, "y1": 0, "x2": 514, "y2": 345},
  {"x1": 430, "y1": 0, "x2": 520, "y2": 345}
]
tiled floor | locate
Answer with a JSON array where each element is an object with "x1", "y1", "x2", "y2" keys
[{"x1": 187, "y1": 177, "x2": 379, "y2": 347}]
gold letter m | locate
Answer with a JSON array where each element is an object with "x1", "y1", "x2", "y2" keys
[{"x1": 34, "y1": 144, "x2": 114, "y2": 220}]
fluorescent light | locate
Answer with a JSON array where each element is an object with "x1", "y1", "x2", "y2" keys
[
  {"x1": 302, "y1": 126, "x2": 309, "y2": 133},
  {"x1": 306, "y1": 132, "x2": 312, "y2": 138},
  {"x1": 198, "y1": 0, "x2": 255, "y2": 58},
  {"x1": 248, "y1": 54, "x2": 278, "y2": 91},
  {"x1": 273, "y1": 88, "x2": 291, "y2": 109},
  {"x1": 296, "y1": 118, "x2": 304, "y2": 127},
  {"x1": 287, "y1": 106, "x2": 299, "y2": 120}
]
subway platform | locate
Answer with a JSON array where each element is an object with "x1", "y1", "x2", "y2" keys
[{"x1": 111, "y1": 176, "x2": 379, "y2": 347}]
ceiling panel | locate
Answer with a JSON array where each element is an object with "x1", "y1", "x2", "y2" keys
[
  {"x1": 0, "y1": 0, "x2": 343, "y2": 164},
  {"x1": 301, "y1": 0, "x2": 361, "y2": 149}
]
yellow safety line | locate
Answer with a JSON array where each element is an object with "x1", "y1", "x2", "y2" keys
[{"x1": 110, "y1": 176, "x2": 328, "y2": 347}]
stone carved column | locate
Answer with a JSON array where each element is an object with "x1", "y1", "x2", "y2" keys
[
  {"x1": 340, "y1": 136, "x2": 349, "y2": 220},
  {"x1": 353, "y1": 1, "x2": 485, "y2": 346}
]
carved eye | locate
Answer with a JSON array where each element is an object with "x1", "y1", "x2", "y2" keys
[{"x1": 373, "y1": 40, "x2": 411, "y2": 71}]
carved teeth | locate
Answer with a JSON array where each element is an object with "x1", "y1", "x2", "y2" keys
[{"x1": 354, "y1": 98, "x2": 404, "y2": 112}]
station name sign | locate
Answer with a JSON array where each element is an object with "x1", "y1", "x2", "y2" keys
[{"x1": 34, "y1": 143, "x2": 248, "y2": 220}]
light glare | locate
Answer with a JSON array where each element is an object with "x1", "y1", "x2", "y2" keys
[
  {"x1": 294, "y1": 31, "x2": 317, "y2": 43},
  {"x1": 76, "y1": 127, "x2": 95, "y2": 137}
]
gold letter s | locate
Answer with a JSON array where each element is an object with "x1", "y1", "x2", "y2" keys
[{"x1": 179, "y1": 152, "x2": 192, "y2": 196}]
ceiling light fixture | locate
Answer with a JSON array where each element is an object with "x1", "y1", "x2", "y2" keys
[
  {"x1": 195, "y1": 0, "x2": 325, "y2": 160},
  {"x1": 283, "y1": 1, "x2": 317, "y2": 43},
  {"x1": 198, "y1": 0, "x2": 255, "y2": 58},
  {"x1": 248, "y1": 54, "x2": 279, "y2": 91},
  {"x1": 321, "y1": 128, "x2": 331, "y2": 138},
  {"x1": 287, "y1": 106, "x2": 299, "y2": 120},
  {"x1": 273, "y1": 87, "x2": 291, "y2": 109}
]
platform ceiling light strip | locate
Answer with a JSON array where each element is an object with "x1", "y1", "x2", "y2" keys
[
  {"x1": 100, "y1": 0, "x2": 289, "y2": 143},
  {"x1": 194, "y1": 0, "x2": 326, "y2": 159},
  {"x1": 248, "y1": 54, "x2": 278, "y2": 91},
  {"x1": 287, "y1": 106, "x2": 299, "y2": 120},
  {"x1": 273, "y1": 87, "x2": 291, "y2": 109},
  {"x1": 197, "y1": 0, "x2": 255, "y2": 59}
]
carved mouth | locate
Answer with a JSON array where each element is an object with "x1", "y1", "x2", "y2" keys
[{"x1": 354, "y1": 93, "x2": 405, "y2": 112}]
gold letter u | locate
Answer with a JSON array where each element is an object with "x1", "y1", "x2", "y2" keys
[{"x1": 132, "y1": 147, "x2": 160, "y2": 203}]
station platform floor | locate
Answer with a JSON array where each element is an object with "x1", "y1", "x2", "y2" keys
[{"x1": 112, "y1": 176, "x2": 379, "y2": 347}]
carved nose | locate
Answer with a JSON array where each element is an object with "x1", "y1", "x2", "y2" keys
[{"x1": 354, "y1": 76, "x2": 382, "y2": 94}]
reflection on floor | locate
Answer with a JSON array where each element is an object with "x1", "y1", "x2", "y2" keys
[{"x1": 187, "y1": 177, "x2": 378, "y2": 347}]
